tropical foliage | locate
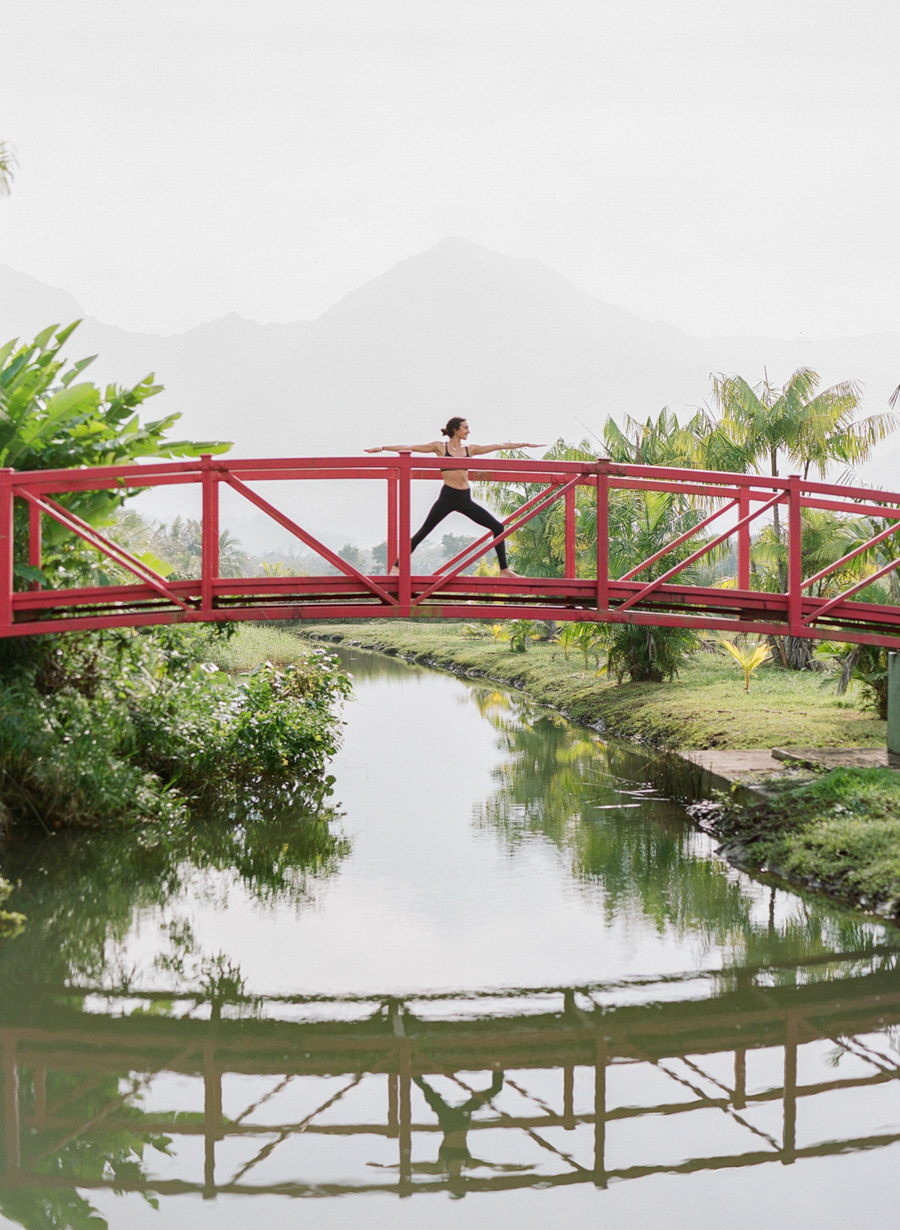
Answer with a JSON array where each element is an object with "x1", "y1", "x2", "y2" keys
[
  {"x1": 706, "y1": 367, "x2": 895, "y2": 483},
  {"x1": 1, "y1": 323, "x2": 229, "y2": 587},
  {"x1": 0, "y1": 325, "x2": 348, "y2": 842},
  {"x1": 482, "y1": 368, "x2": 899, "y2": 681},
  {"x1": 111, "y1": 510, "x2": 250, "y2": 579},
  {"x1": 0, "y1": 874, "x2": 25, "y2": 937},
  {"x1": 719, "y1": 636, "x2": 771, "y2": 692},
  {"x1": 0, "y1": 138, "x2": 15, "y2": 197},
  {"x1": 0, "y1": 626, "x2": 350, "y2": 832}
]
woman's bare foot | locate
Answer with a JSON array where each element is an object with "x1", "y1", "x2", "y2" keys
[
  {"x1": 499, "y1": 567, "x2": 520, "y2": 578},
  {"x1": 389, "y1": 565, "x2": 400, "y2": 576}
]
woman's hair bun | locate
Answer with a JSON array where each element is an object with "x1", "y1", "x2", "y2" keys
[{"x1": 442, "y1": 415, "x2": 466, "y2": 438}]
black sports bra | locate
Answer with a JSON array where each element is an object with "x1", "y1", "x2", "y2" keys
[{"x1": 443, "y1": 443, "x2": 469, "y2": 458}]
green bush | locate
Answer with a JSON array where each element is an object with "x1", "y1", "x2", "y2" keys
[
  {"x1": 0, "y1": 627, "x2": 350, "y2": 832},
  {"x1": 606, "y1": 623, "x2": 697, "y2": 683}
]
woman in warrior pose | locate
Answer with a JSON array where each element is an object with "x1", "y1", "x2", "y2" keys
[{"x1": 365, "y1": 417, "x2": 542, "y2": 576}]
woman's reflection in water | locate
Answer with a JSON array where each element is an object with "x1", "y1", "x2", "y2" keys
[
  {"x1": 414, "y1": 1069, "x2": 536, "y2": 1198},
  {"x1": 369, "y1": 1067, "x2": 535, "y2": 1197}
]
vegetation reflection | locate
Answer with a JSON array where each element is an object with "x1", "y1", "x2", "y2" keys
[
  {"x1": 0, "y1": 800, "x2": 348, "y2": 997},
  {"x1": 470, "y1": 686, "x2": 885, "y2": 974}
]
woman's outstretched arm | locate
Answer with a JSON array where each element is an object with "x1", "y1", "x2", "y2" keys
[
  {"x1": 467, "y1": 441, "x2": 543, "y2": 456},
  {"x1": 364, "y1": 441, "x2": 443, "y2": 454}
]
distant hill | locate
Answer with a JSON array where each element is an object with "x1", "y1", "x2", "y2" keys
[{"x1": 2, "y1": 239, "x2": 898, "y2": 547}]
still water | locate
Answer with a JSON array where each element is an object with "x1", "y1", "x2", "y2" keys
[{"x1": 2, "y1": 647, "x2": 900, "y2": 1228}]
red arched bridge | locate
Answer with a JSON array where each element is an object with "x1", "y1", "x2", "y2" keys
[{"x1": 2, "y1": 453, "x2": 900, "y2": 647}]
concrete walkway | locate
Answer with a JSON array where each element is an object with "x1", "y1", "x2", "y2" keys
[{"x1": 679, "y1": 746, "x2": 896, "y2": 802}]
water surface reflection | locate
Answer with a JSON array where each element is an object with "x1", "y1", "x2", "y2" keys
[{"x1": 0, "y1": 645, "x2": 898, "y2": 1226}]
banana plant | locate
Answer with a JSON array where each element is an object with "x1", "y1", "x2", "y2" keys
[{"x1": 0, "y1": 323, "x2": 230, "y2": 585}]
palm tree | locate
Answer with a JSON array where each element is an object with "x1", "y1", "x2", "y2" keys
[
  {"x1": 708, "y1": 367, "x2": 895, "y2": 484},
  {"x1": 707, "y1": 368, "x2": 897, "y2": 667},
  {"x1": 485, "y1": 415, "x2": 711, "y2": 681},
  {"x1": 604, "y1": 406, "x2": 713, "y2": 468},
  {"x1": 0, "y1": 140, "x2": 16, "y2": 197}
]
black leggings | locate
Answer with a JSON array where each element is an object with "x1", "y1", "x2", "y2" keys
[{"x1": 406, "y1": 486, "x2": 507, "y2": 569}]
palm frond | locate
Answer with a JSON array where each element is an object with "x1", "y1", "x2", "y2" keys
[{"x1": 0, "y1": 141, "x2": 16, "y2": 198}]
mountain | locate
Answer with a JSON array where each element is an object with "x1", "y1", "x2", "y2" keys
[{"x1": 1, "y1": 239, "x2": 899, "y2": 546}]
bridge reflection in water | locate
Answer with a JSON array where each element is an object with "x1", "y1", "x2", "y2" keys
[{"x1": 3, "y1": 952, "x2": 900, "y2": 1204}]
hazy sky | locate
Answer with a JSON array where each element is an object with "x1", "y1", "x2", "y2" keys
[{"x1": 2, "y1": 0, "x2": 898, "y2": 338}]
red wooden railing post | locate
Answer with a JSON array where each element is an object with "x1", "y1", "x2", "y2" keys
[
  {"x1": 787, "y1": 475, "x2": 802, "y2": 637},
  {"x1": 387, "y1": 469, "x2": 398, "y2": 573},
  {"x1": 737, "y1": 487, "x2": 750, "y2": 590},
  {"x1": 201, "y1": 455, "x2": 219, "y2": 615},
  {"x1": 398, "y1": 452, "x2": 411, "y2": 616},
  {"x1": 0, "y1": 470, "x2": 13, "y2": 633},
  {"x1": 565, "y1": 485, "x2": 576, "y2": 578},
  {"x1": 596, "y1": 460, "x2": 609, "y2": 614}
]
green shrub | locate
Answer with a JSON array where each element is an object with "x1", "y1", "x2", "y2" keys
[{"x1": 0, "y1": 627, "x2": 350, "y2": 832}]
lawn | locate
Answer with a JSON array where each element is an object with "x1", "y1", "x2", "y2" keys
[{"x1": 292, "y1": 620, "x2": 885, "y2": 751}]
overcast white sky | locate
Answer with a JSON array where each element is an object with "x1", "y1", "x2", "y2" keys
[{"x1": 1, "y1": 0, "x2": 898, "y2": 338}]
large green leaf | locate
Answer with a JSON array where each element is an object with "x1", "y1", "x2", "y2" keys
[{"x1": 0, "y1": 322, "x2": 231, "y2": 588}]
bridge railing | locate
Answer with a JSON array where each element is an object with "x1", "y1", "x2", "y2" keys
[{"x1": 2, "y1": 453, "x2": 900, "y2": 645}]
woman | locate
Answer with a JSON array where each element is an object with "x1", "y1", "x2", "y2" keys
[{"x1": 365, "y1": 417, "x2": 541, "y2": 576}]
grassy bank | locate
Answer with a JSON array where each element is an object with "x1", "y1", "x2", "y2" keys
[
  {"x1": 296, "y1": 620, "x2": 885, "y2": 751},
  {"x1": 713, "y1": 769, "x2": 900, "y2": 916}
]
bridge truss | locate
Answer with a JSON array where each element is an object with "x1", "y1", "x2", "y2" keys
[
  {"x1": 3, "y1": 453, "x2": 900, "y2": 645},
  {"x1": 3, "y1": 958, "x2": 900, "y2": 1200}
]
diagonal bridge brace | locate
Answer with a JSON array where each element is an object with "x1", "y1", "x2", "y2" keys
[
  {"x1": 615, "y1": 490, "x2": 784, "y2": 615},
  {"x1": 619, "y1": 498, "x2": 739, "y2": 581},
  {"x1": 15, "y1": 490, "x2": 194, "y2": 612},
  {"x1": 224, "y1": 474, "x2": 397, "y2": 606},
  {"x1": 802, "y1": 517, "x2": 900, "y2": 626}
]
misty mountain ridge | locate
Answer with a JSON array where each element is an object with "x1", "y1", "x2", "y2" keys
[{"x1": 1, "y1": 239, "x2": 898, "y2": 544}]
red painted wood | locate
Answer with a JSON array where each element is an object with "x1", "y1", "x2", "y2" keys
[
  {"x1": 738, "y1": 488, "x2": 751, "y2": 591},
  {"x1": 397, "y1": 454, "x2": 411, "y2": 615},
  {"x1": 201, "y1": 456, "x2": 219, "y2": 616},
  {"x1": 28, "y1": 498, "x2": 42, "y2": 591},
  {"x1": 0, "y1": 471, "x2": 12, "y2": 633},
  {"x1": 787, "y1": 475, "x2": 803, "y2": 638},
  {"x1": 387, "y1": 471, "x2": 398, "y2": 574},
  {"x1": 564, "y1": 486, "x2": 576, "y2": 578},
  {"x1": 3, "y1": 454, "x2": 900, "y2": 649},
  {"x1": 18, "y1": 490, "x2": 193, "y2": 611},
  {"x1": 616, "y1": 490, "x2": 783, "y2": 615},
  {"x1": 596, "y1": 460, "x2": 609, "y2": 614}
]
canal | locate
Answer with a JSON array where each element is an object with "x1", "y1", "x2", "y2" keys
[{"x1": 1, "y1": 646, "x2": 899, "y2": 1227}]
